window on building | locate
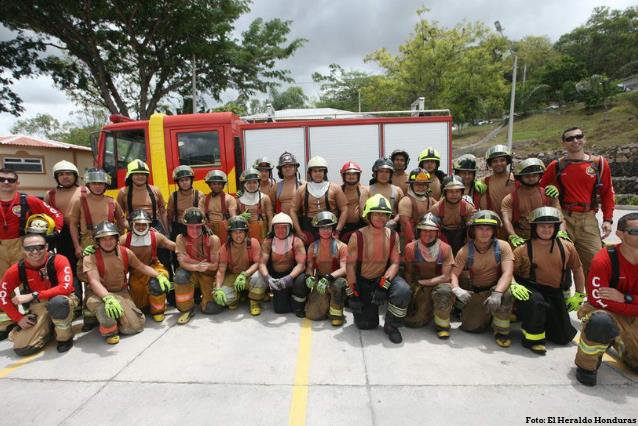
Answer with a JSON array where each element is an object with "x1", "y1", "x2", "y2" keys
[
  {"x1": 177, "y1": 131, "x2": 221, "y2": 167},
  {"x1": 3, "y1": 157, "x2": 44, "y2": 173}
]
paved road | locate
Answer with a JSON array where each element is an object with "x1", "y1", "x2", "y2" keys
[{"x1": 1, "y1": 208, "x2": 636, "y2": 425}]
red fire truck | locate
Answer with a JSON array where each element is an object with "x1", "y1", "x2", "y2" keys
[{"x1": 92, "y1": 106, "x2": 453, "y2": 200}]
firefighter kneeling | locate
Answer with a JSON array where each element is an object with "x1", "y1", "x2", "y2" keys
[
  {"x1": 84, "y1": 221, "x2": 171, "y2": 344},
  {"x1": 303, "y1": 212, "x2": 348, "y2": 326},
  {"x1": 450, "y1": 210, "x2": 515, "y2": 348},
  {"x1": 213, "y1": 216, "x2": 267, "y2": 316},
  {"x1": 347, "y1": 194, "x2": 411, "y2": 344},
  {"x1": 512, "y1": 207, "x2": 585, "y2": 355},
  {"x1": 404, "y1": 213, "x2": 455, "y2": 338}
]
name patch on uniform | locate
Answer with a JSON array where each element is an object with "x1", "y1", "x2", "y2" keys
[
  {"x1": 586, "y1": 166, "x2": 596, "y2": 176},
  {"x1": 11, "y1": 205, "x2": 21, "y2": 216}
]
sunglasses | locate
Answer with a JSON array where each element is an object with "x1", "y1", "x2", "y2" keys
[
  {"x1": 23, "y1": 244, "x2": 47, "y2": 253},
  {"x1": 625, "y1": 228, "x2": 638, "y2": 236},
  {"x1": 564, "y1": 134, "x2": 584, "y2": 142},
  {"x1": 0, "y1": 177, "x2": 18, "y2": 183}
]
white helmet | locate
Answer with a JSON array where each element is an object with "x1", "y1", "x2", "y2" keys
[
  {"x1": 52, "y1": 160, "x2": 79, "y2": 176},
  {"x1": 272, "y1": 212, "x2": 293, "y2": 226},
  {"x1": 307, "y1": 156, "x2": 328, "y2": 170}
]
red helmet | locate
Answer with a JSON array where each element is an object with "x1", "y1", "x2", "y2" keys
[{"x1": 340, "y1": 161, "x2": 362, "y2": 175}]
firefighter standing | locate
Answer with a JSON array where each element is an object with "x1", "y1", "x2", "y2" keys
[
  {"x1": 274, "y1": 152, "x2": 303, "y2": 215},
  {"x1": 204, "y1": 170, "x2": 237, "y2": 243},
  {"x1": 303, "y1": 212, "x2": 348, "y2": 326},
  {"x1": 339, "y1": 161, "x2": 369, "y2": 244},
  {"x1": 84, "y1": 221, "x2": 171, "y2": 345},
  {"x1": 259, "y1": 213, "x2": 307, "y2": 316},
  {"x1": 0, "y1": 233, "x2": 76, "y2": 355},
  {"x1": 398, "y1": 168, "x2": 436, "y2": 243},
  {"x1": 417, "y1": 148, "x2": 447, "y2": 201},
  {"x1": 479, "y1": 145, "x2": 516, "y2": 240},
  {"x1": 574, "y1": 212, "x2": 638, "y2": 386},
  {"x1": 167, "y1": 165, "x2": 205, "y2": 242},
  {"x1": 173, "y1": 207, "x2": 221, "y2": 324},
  {"x1": 540, "y1": 127, "x2": 615, "y2": 279},
  {"x1": 512, "y1": 207, "x2": 585, "y2": 355},
  {"x1": 236, "y1": 167, "x2": 273, "y2": 242},
  {"x1": 347, "y1": 194, "x2": 411, "y2": 344},
  {"x1": 450, "y1": 210, "x2": 515, "y2": 348},
  {"x1": 430, "y1": 175, "x2": 476, "y2": 255},
  {"x1": 213, "y1": 216, "x2": 266, "y2": 316},
  {"x1": 403, "y1": 213, "x2": 455, "y2": 338},
  {"x1": 453, "y1": 154, "x2": 484, "y2": 208},
  {"x1": 368, "y1": 158, "x2": 404, "y2": 231},
  {"x1": 290, "y1": 156, "x2": 348, "y2": 244},
  {"x1": 253, "y1": 157, "x2": 277, "y2": 203},
  {"x1": 390, "y1": 149, "x2": 410, "y2": 194}
]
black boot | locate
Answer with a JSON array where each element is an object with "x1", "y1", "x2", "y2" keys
[
  {"x1": 383, "y1": 322, "x2": 403, "y2": 344},
  {"x1": 576, "y1": 367, "x2": 597, "y2": 386},
  {"x1": 57, "y1": 339, "x2": 74, "y2": 353},
  {"x1": 0, "y1": 330, "x2": 8, "y2": 342}
]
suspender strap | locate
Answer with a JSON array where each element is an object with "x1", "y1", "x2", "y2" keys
[
  {"x1": 355, "y1": 230, "x2": 363, "y2": 277},
  {"x1": 484, "y1": 176, "x2": 492, "y2": 210},
  {"x1": 18, "y1": 193, "x2": 29, "y2": 236},
  {"x1": 94, "y1": 246, "x2": 129, "y2": 280},
  {"x1": 80, "y1": 191, "x2": 94, "y2": 229},
  {"x1": 303, "y1": 185, "x2": 332, "y2": 216},
  {"x1": 172, "y1": 191, "x2": 178, "y2": 224},
  {"x1": 607, "y1": 246, "x2": 620, "y2": 289},
  {"x1": 127, "y1": 185, "x2": 157, "y2": 222},
  {"x1": 150, "y1": 230, "x2": 157, "y2": 261}
]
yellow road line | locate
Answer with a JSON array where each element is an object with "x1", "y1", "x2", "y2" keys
[
  {"x1": 0, "y1": 351, "x2": 44, "y2": 378},
  {"x1": 572, "y1": 331, "x2": 638, "y2": 379},
  {"x1": 289, "y1": 318, "x2": 313, "y2": 426}
]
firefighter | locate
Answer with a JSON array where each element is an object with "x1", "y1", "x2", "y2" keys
[
  {"x1": 0, "y1": 168, "x2": 63, "y2": 339},
  {"x1": 398, "y1": 168, "x2": 436, "y2": 243},
  {"x1": 116, "y1": 160, "x2": 169, "y2": 234},
  {"x1": 502, "y1": 158, "x2": 563, "y2": 246},
  {"x1": 368, "y1": 158, "x2": 404, "y2": 231},
  {"x1": 0, "y1": 231, "x2": 76, "y2": 355},
  {"x1": 303, "y1": 212, "x2": 348, "y2": 326},
  {"x1": 478, "y1": 145, "x2": 517, "y2": 240},
  {"x1": 290, "y1": 156, "x2": 348, "y2": 244},
  {"x1": 417, "y1": 148, "x2": 447, "y2": 200},
  {"x1": 259, "y1": 213, "x2": 307, "y2": 316},
  {"x1": 453, "y1": 154, "x2": 485, "y2": 207},
  {"x1": 173, "y1": 207, "x2": 221, "y2": 324},
  {"x1": 450, "y1": 210, "x2": 515, "y2": 348},
  {"x1": 339, "y1": 161, "x2": 369, "y2": 244},
  {"x1": 574, "y1": 212, "x2": 638, "y2": 386},
  {"x1": 390, "y1": 149, "x2": 410, "y2": 194},
  {"x1": 347, "y1": 194, "x2": 411, "y2": 344},
  {"x1": 540, "y1": 127, "x2": 615, "y2": 280},
  {"x1": 204, "y1": 169, "x2": 237, "y2": 243},
  {"x1": 236, "y1": 167, "x2": 273, "y2": 242},
  {"x1": 45, "y1": 161, "x2": 83, "y2": 306},
  {"x1": 429, "y1": 175, "x2": 476, "y2": 255},
  {"x1": 511, "y1": 207, "x2": 585, "y2": 355},
  {"x1": 274, "y1": 151, "x2": 303, "y2": 215},
  {"x1": 213, "y1": 216, "x2": 266, "y2": 316},
  {"x1": 69, "y1": 168, "x2": 126, "y2": 331},
  {"x1": 253, "y1": 157, "x2": 277, "y2": 203},
  {"x1": 84, "y1": 221, "x2": 171, "y2": 345},
  {"x1": 167, "y1": 165, "x2": 205, "y2": 243}
]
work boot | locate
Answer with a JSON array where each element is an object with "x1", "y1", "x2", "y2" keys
[
  {"x1": 177, "y1": 309, "x2": 195, "y2": 325},
  {"x1": 228, "y1": 301, "x2": 239, "y2": 310},
  {"x1": 529, "y1": 344, "x2": 547, "y2": 355},
  {"x1": 105, "y1": 335, "x2": 120, "y2": 345},
  {"x1": 576, "y1": 367, "x2": 597, "y2": 386},
  {"x1": 495, "y1": 333, "x2": 511, "y2": 348},
  {"x1": 81, "y1": 322, "x2": 97, "y2": 332},
  {"x1": 436, "y1": 329, "x2": 450, "y2": 339},
  {"x1": 57, "y1": 339, "x2": 74, "y2": 353},
  {"x1": 383, "y1": 322, "x2": 403, "y2": 344},
  {"x1": 331, "y1": 317, "x2": 344, "y2": 327},
  {"x1": 152, "y1": 314, "x2": 165, "y2": 322},
  {"x1": 249, "y1": 301, "x2": 261, "y2": 316}
]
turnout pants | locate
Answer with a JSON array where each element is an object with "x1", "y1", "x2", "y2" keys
[
  {"x1": 210, "y1": 220, "x2": 228, "y2": 243},
  {"x1": 457, "y1": 284, "x2": 513, "y2": 335},
  {"x1": 87, "y1": 290, "x2": 145, "y2": 337},
  {"x1": 173, "y1": 268, "x2": 216, "y2": 314},
  {"x1": 350, "y1": 275, "x2": 411, "y2": 330},
  {"x1": 9, "y1": 295, "x2": 77, "y2": 356},
  {"x1": 562, "y1": 211, "x2": 602, "y2": 279},
  {"x1": 0, "y1": 238, "x2": 23, "y2": 332},
  {"x1": 129, "y1": 261, "x2": 168, "y2": 315},
  {"x1": 77, "y1": 233, "x2": 99, "y2": 326},
  {"x1": 303, "y1": 277, "x2": 347, "y2": 321},
  {"x1": 405, "y1": 283, "x2": 455, "y2": 331},
  {"x1": 208, "y1": 273, "x2": 268, "y2": 314},
  {"x1": 56, "y1": 224, "x2": 81, "y2": 303},
  {"x1": 575, "y1": 303, "x2": 638, "y2": 372},
  {"x1": 269, "y1": 272, "x2": 307, "y2": 315}
]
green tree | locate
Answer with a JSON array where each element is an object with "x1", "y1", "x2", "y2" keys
[
  {"x1": 1, "y1": 1, "x2": 305, "y2": 119},
  {"x1": 312, "y1": 64, "x2": 373, "y2": 111},
  {"x1": 575, "y1": 74, "x2": 620, "y2": 110},
  {"x1": 269, "y1": 86, "x2": 308, "y2": 110},
  {"x1": 10, "y1": 113, "x2": 65, "y2": 138},
  {"x1": 536, "y1": 55, "x2": 588, "y2": 102},
  {"x1": 0, "y1": 35, "x2": 45, "y2": 115}
]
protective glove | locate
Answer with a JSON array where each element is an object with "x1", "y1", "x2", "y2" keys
[
  {"x1": 234, "y1": 272, "x2": 247, "y2": 292},
  {"x1": 213, "y1": 288, "x2": 227, "y2": 305},
  {"x1": 279, "y1": 275, "x2": 293, "y2": 289},
  {"x1": 102, "y1": 295, "x2": 123, "y2": 319},
  {"x1": 557, "y1": 230, "x2": 572, "y2": 243},
  {"x1": 240, "y1": 211, "x2": 252, "y2": 222},
  {"x1": 306, "y1": 276, "x2": 317, "y2": 290},
  {"x1": 484, "y1": 291, "x2": 503, "y2": 314},
  {"x1": 545, "y1": 185, "x2": 559, "y2": 198},
  {"x1": 510, "y1": 282, "x2": 531, "y2": 301},
  {"x1": 316, "y1": 277, "x2": 330, "y2": 295},
  {"x1": 157, "y1": 274, "x2": 172, "y2": 293},
  {"x1": 508, "y1": 234, "x2": 526, "y2": 248},
  {"x1": 371, "y1": 287, "x2": 388, "y2": 305},
  {"x1": 83, "y1": 245, "x2": 96, "y2": 256},
  {"x1": 267, "y1": 276, "x2": 281, "y2": 291},
  {"x1": 452, "y1": 287, "x2": 473, "y2": 305},
  {"x1": 474, "y1": 180, "x2": 488, "y2": 194},
  {"x1": 565, "y1": 291, "x2": 586, "y2": 312}
]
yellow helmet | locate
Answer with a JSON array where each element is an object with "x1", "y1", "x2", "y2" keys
[
  {"x1": 126, "y1": 160, "x2": 150, "y2": 180},
  {"x1": 468, "y1": 210, "x2": 502, "y2": 227},
  {"x1": 25, "y1": 214, "x2": 56, "y2": 236},
  {"x1": 362, "y1": 194, "x2": 393, "y2": 218}
]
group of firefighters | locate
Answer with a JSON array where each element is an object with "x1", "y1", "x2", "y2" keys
[{"x1": 0, "y1": 125, "x2": 635, "y2": 388}]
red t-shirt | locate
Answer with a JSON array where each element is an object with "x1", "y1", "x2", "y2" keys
[
  {"x1": 0, "y1": 254, "x2": 74, "y2": 322},
  {"x1": 0, "y1": 193, "x2": 64, "y2": 239},
  {"x1": 587, "y1": 245, "x2": 638, "y2": 317}
]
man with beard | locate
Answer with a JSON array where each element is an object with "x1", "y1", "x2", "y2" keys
[
  {"x1": 273, "y1": 152, "x2": 303, "y2": 215},
  {"x1": 236, "y1": 167, "x2": 273, "y2": 242},
  {"x1": 417, "y1": 148, "x2": 447, "y2": 201},
  {"x1": 398, "y1": 168, "x2": 436, "y2": 243},
  {"x1": 290, "y1": 156, "x2": 347, "y2": 244},
  {"x1": 203, "y1": 170, "x2": 237, "y2": 243},
  {"x1": 430, "y1": 175, "x2": 476, "y2": 255},
  {"x1": 339, "y1": 161, "x2": 369, "y2": 244},
  {"x1": 368, "y1": 158, "x2": 404, "y2": 231},
  {"x1": 390, "y1": 149, "x2": 410, "y2": 194}
]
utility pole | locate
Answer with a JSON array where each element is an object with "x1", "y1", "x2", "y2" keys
[
  {"x1": 495, "y1": 21, "x2": 517, "y2": 152},
  {"x1": 192, "y1": 55, "x2": 197, "y2": 114}
]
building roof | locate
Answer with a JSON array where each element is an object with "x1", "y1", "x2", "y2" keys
[
  {"x1": 242, "y1": 108, "x2": 367, "y2": 122},
  {"x1": 0, "y1": 135, "x2": 92, "y2": 151}
]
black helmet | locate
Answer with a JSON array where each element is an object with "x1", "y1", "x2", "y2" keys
[
  {"x1": 390, "y1": 149, "x2": 410, "y2": 168},
  {"x1": 312, "y1": 211, "x2": 338, "y2": 228},
  {"x1": 277, "y1": 151, "x2": 300, "y2": 179},
  {"x1": 372, "y1": 158, "x2": 394, "y2": 173},
  {"x1": 183, "y1": 207, "x2": 206, "y2": 225},
  {"x1": 453, "y1": 154, "x2": 477, "y2": 172},
  {"x1": 228, "y1": 216, "x2": 249, "y2": 232}
]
